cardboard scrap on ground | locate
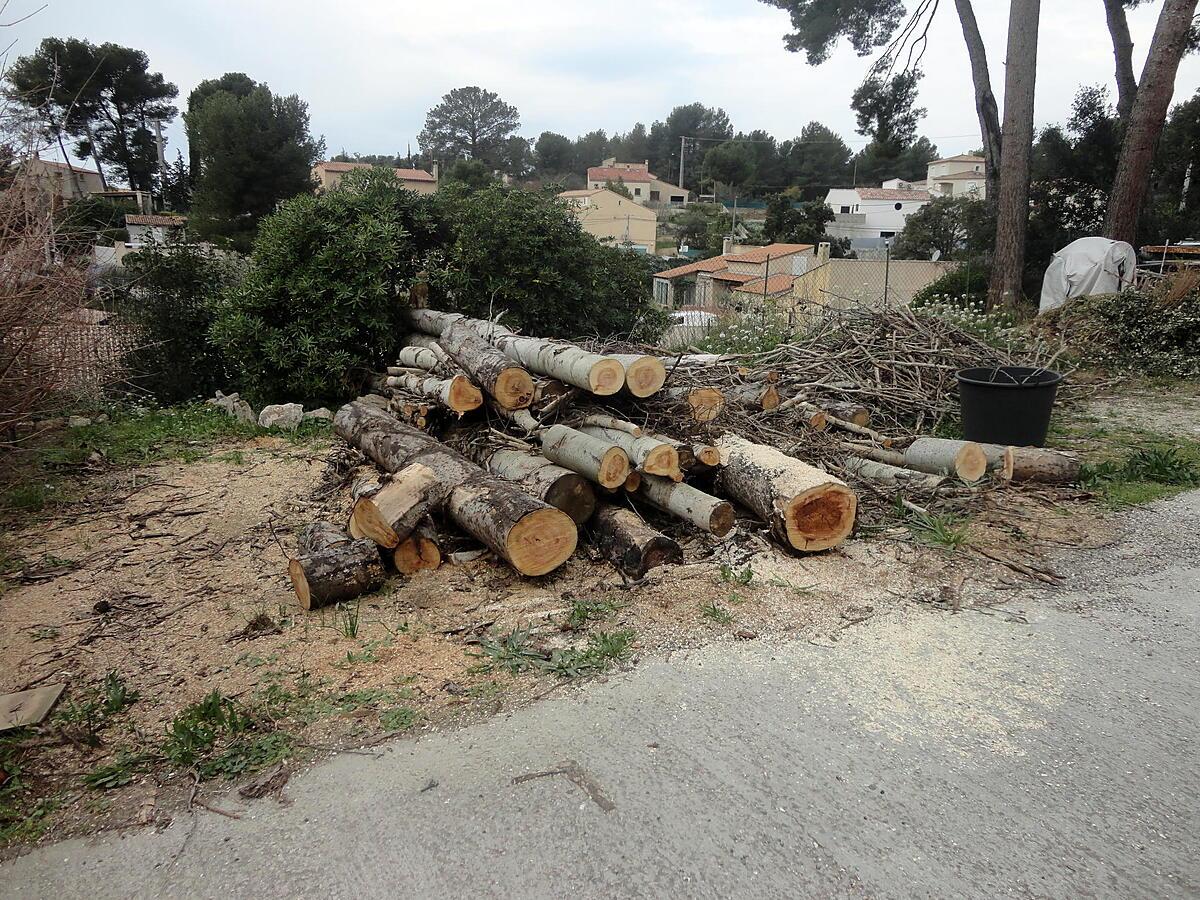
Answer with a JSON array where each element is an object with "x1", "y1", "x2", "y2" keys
[{"x1": 0, "y1": 683, "x2": 65, "y2": 731}]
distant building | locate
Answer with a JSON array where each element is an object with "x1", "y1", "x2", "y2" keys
[
  {"x1": 586, "y1": 158, "x2": 688, "y2": 206},
  {"x1": 125, "y1": 214, "x2": 188, "y2": 244},
  {"x1": 312, "y1": 160, "x2": 439, "y2": 194},
  {"x1": 18, "y1": 157, "x2": 106, "y2": 204},
  {"x1": 559, "y1": 187, "x2": 657, "y2": 254},
  {"x1": 652, "y1": 242, "x2": 815, "y2": 310},
  {"x1": 825, "y1": 155, "x2": 988, "y2": 252}
]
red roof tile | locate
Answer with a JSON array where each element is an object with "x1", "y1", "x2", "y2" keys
[
  {"x1": 734, "y1": 274, "x2": 796, "y2": 295},
  {"x1": 724, "y1": 243, "x2": 813, "y2": 264},
  {"x1": 126, "y1": 214, "x2": 188, "y2": 226},
  {"x1": 654, "y1": 255, "x2": 730, "y2": 279},
  {"x1": 587, "y1": 165, "x2": 655, "y2": 184},
  {"x1": 709, "y1": 271, "x2": 758, "y2": 284},
  {"x1": 315, "y1": 161, "x2": 436, "y2": 182}
]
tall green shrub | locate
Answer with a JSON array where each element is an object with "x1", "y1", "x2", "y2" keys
[
  {"x1": 110, "y1": 242, "x2": 241, "y2": 404},
  {"x1": 429, "y1": 182, "x2": 663, "y2": 340},
  {"x1": 207, "y1": 168, "x2": 442, "y2": 405}
]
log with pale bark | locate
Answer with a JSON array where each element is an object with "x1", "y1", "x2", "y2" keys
[
  {"x1": 727, "y1": 383, "x2": 780, "y2": 412},
  {"x1": 540, "y1": 424, "x2": 630, "y2": 490},
  {"x1": 826, "y1": 402, "x2": 871, "y2": 427},
  {"x1": 636, "y1": 474, "x2": 735, "y2": 537},
  {"x1": 844, "y1": 437, "x2": 991, "y2": 484},
  {"x1": 350, "y1": 462, "x2": 450, "y2": 548},
  {"x1": 842, "y1": 457, "x2": 947, "y2": 492},
  {"x1": 438, "y1": 319, "x2": 535, "y2": 410},
  {"x1": 662, "y1": 386, "x2": 725, "y2": 423},
  {"x1": 715, "y1": 434, "x2": 857, "y2": 552},
  {"x1": 589, "y1": 504, "x2": 682, "y2": 579},
  {"x1": 335, "y1": 401, "x2": 577, "y2": 576},
  {"x1": 392, "y1": 346, "x2": 442, "y2": 372},
  {"x1": 581, "y1": 414, "x2": 642, "y2": 436},
  {"x1": 383, "y1": 370, "x2": 482, "y2": 415},
  {"x1": 611, "y1": 353, "x2": 667, "y2": 398},
  {"x1": 578, "y1": 425, "x2": 680, "y2": 479},
  {"x1": 481, "y1": 448, "x2": 597, "y2": 525},
  {"x1": 407, "y1": 309, "x2": 626, "y2": 396},
  {"x1": 1007, "y1": 447, "x2": 1081, "y2": 484},
  {"x1": 288, "y1": 522, "x2": 386, "y2": 611}
]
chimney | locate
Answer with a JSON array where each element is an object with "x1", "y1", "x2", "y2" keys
[
  {"x1": 722, "y1": 236, "x2": 733, "y2": 256},
  {"x1": 431, "y1": 162, "x2": 439, "y2": 182}
]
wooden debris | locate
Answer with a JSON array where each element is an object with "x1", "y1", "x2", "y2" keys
[
  {"x1": 288, "y1": 522, "x2": 386, "y2": 611},
  {"x1": 590, "y1": 505, "x2": 681, "y2": 578}
]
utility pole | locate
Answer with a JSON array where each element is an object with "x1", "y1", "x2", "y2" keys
[
  {"x1": 678, "y1": 136, "x2": 686, "y2": 189},
  {"x1": 153, "y1": 119, "x2": 168, "y2": 212}
]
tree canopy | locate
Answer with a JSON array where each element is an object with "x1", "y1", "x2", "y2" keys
[
  {"x1": 6, "y1": 37, "x2": 178, "y2": 191},
  {"x1": 186, "y1": 75, "x2": 325, "y2": 251},
  {"x1": 418, "y1": 86, "x2": 520, "y2": 170}
]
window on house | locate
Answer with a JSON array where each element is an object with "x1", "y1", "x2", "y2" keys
[
  {"x1": 839, "y1": 205, "x2": 851, "y2": 214},
  {"x1": 634, "y1": 187, "x2": 641, "y2": 196},
  {"x1": 880, "y1": 231, "x2": 896, "y2": 239},
  {"x1": 670, "y1": 194, "x2": 685, "y2": 203},
  {"x1": 894, "y1": 202, "x2": 903, "y2": 210},
  {"x1": 650, "y1": 190, "x2": 660, "y2": 202}
]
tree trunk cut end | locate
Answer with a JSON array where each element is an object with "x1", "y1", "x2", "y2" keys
[
  {"x1": 689, "y1": 388, "x2": 725, "y2": 422},
  {"x1": 494, "y1": 368, "x2": 537, "y2": 410},
  {"x1": 543, "y1": 473, "x2": 598, "y2": 525},
  {"x1": 624, "y1": 356, "x2": 667, "y2": 398},
  {"x1": 783, "y1": 485, "x2": 857, "y2": 552},
  {"x1": 288, "y1": 558, "x2": 313, "y2": 611},
  {"x1": 709, "y1": 502, "x2": 736, "y2": 538},
  {"x1": 588, "y1": 359, "x2": 627, "y2": 396},
  {"x1": 954, "y1": 443, "x2": 989, "y2": 483},
  {"x1": 448, "y1": 375, "x2": 484, "y2": 413},
  {"x1": 506, "y1": 507, "x2": 579, "y2": 576},
  {"x1": 598, "y1": 446, "x2": 632, "y2": 489}
]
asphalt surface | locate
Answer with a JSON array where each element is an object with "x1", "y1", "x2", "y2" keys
[{"x1": 4, "y1": 492, "x2": 1198, "y2": 899}]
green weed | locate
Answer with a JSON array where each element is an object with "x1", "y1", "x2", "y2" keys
[
  {"x1": 198, "y1": 732, "x2": 293, "y2": 779},
  {"x1": 562, "y1": 596, "x2": 620, "y2": 632},
  {"x1": 699, "y1": 601, "x2": 733, "y2": 624},
  {"x1": 905, "y1": 508, "x2": 969, "y2": 550},
  {"x1": 719, "y1": 563, "x2": 754, "y2": 586},
  {"x1": 161, "y1": 691, "x2": 251, "y2": 767},
  {"x1": 380, "y1": 707, "x2": 419, "y2": 731},
  {"x1": 1082, "y1": 446, "x2": 1200, "y2": 508},
  {"x1": 472, "y1": 627, "x2": 544, "y2": 675},
  {"x1": 101, "y1": 671, "x2": 139, "y2": 715},
  {"x1": 83, "y1": 752, "x2": 147, "y2": 790},
  {"x1": 335, "y1": 600, "x2": 362, "y2": 638}
]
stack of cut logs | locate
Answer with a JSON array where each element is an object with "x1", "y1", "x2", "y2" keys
[{"x1": 287, "y1": 309, "x2": 1080, "y2": 610}]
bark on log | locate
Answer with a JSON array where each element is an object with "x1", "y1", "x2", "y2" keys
[
  {"x1": 288, "y1": 523, "x2": 385, "y2": 611},
  {"x1": 392, "y1": 346, "x2": 441, "y2": 372},
  {"x1": 581, "y1": 414, "x2": 642, "y2": 437},
  {"x1": 663, "y1": 387, "x2": 725, "y2": 422},
  {"x1": 715, "y1": 434, "x2": 857, "y2": 552},
  {"x1": 492, "y1": 402, "x2": 541, "y2": 433},
  {"x1": 978, "y1": 443, "x2": 1016, "y2": 481},
  {"x1": 842, "y1": 457, "x2": 947, "y2": 491},
  {"x1": 769, "y1": 395, "x2": 827, "y2": 430},
  {"x1": 483, "y1": 449, "x2": 597, "y2": 525},
  {"x1": 637, "y1": 474, "x2": 735, "y2": 537},
  {"x1": 1008, "y1": 447, "x2": 1082, "y2": 483},
  {"x1": 540, "y1": 424, "x2": 630, "y2": 489},
  {"x1": 408, "y1": 309, "x2": 625, "y2": 395},
  {"x1": 826, "y1": 402, "x2": 871, "y2": 427},
  {"x1": 611, "y1": 354, "x2": 667, "y2": 398},
  {"x1": 384, "y1": 371, "x2": 482, "y2": 415},
  {"x1": 335, "y1": 402, "x2": 577, "y2": 576},
  {"x1": 391, "y1": 521, "x2": 442, "y2": 574},
  {"x1": 727, "y1": 383, "x2": 780, "y2": 412},
  {"x1": 589, "y1": 505, "x2": 681, "y2": 579},
  {"x1": 578, "y1": 425, "x2": 680, "y2": 478},
  {"x1": 845, "y1": 438, "x2": 989, "y2": 484},
  {"x1": 350, "y1": 462, "x2": 449, "y2": 548},
  {"x1": 439, "y1": 319, "x2": 535, "y2": 410}
]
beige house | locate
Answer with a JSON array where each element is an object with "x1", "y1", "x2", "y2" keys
[
  {"x1": 559, "y1": 188, "x2": 657, "y2": 254},
  {"x1": 19, "y1": 157, "x2": 106, "y2": 204},
  {"x1": 312, "y1": 160, "x2": 439, "y2": 194},
  {"x1": 652, "y1": 242, "x2": 815, "y2": 311},
  {"x1": 883, "y1": 155, "x2": 988, "y2": 200},
  {"x1": 586, "y1": 158, "x2": 688, "y2": 206}
]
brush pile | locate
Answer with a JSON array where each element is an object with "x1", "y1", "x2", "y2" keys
[{"x1": 287, "y1": 304, "x2": 1080, "y2": 609}]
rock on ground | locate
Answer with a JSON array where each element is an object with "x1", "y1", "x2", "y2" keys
[{"x1": 258, "y1": 403, "x2": 305, "y2": 431}]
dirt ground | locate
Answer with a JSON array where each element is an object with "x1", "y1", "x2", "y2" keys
[{"x1": 0, "y1": 428, "x2": 1115, "y2": 854}]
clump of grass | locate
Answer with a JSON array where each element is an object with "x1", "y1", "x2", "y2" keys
[
  {"x1": 699, "y1": 601, "x2": 733, "y2": 624},
  {"x1": 472, "y1": 627, "x2": 545, "y2": 675},
  {"x1": 161, "y1": 690, "x2": 252, "y2": 767},
  {"x1": 562, "y1": 595, "x2": 620, "y2": 632},
  {"x1": 472, "y1": 626, "x2": 636, "y2": 679},
  {"x1": 335, "y1": 600, "x2": 362, "y2": 638},
  {"x1": 1081, "y1": 445, "x2": 1200, "y2": 508},
  {"x1": 83, "y1": 752, "x2": 148, "y2": 790},
  {"x1": 905, "y1": 508, "x2": 969, "y2": 550},
  {"x1": 719, "y1": 563, "x2": 754, "y2": 586},
  {"x1": 380, "y1": 707, "x2": 419, "y2": 732},
  {"x1": 101, "y1": 671, "x2": 138, "y2": 715}
]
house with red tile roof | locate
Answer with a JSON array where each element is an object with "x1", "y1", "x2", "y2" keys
[
  {"x1": 586, "y1": 158, "x2": 688, "y2": 206},
  {"x1": 312, "y1": 160, "x2": 439, "y2": 194},
  {"x1": 651, "y1": 242, "x2": 815, "y2": 310}
]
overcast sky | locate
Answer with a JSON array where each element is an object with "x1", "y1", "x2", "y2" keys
[{"x1": 9, "y1": 0, "x2": 1200, "y2": 167}]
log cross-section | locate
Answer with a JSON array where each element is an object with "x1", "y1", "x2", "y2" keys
[
  {"x1": 335, "y1": 401, "x2": 577, "y2": 576},
  {"x1": 590, "y1": 505, "x2": 681, "y2": 579},
  {"x1": 540, "y1": 424, "x2": 630, "y2": 489},
  {"x1": 438, "y1": 319, "x2": 535, "y2": 410},
  {"x1": 288, "y1": 522, "x2": 386, "y2": 611},
  {"x1": 716, "y1": 434, "x2": 857, "y2": 552},
  {"x1": 350, "y1": 462, "x2": 449, "y2": 548}
]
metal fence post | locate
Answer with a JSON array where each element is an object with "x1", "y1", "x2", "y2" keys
[{"x1": 883, "y1": 242, "x2": 891, "y2": 305}]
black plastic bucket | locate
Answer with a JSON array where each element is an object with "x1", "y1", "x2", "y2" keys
[{"x1": 956, "y1": 366, "x2": 1063, "y2": 447}]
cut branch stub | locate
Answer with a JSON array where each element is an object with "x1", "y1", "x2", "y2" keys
[
  {"x1": 715, "y1": 433, "x2": 857, "y2": 552},
  {"x1": 439, "y1": 320, "x2": 534, "y2": 410},
  {"x1": 611, "y1": 354, "x2": 667, "y2": 398},
  {"x1": 589, "y1": 504, "x2": 681, "y2": 579},
  {"x1": 664, "y1": 387, "x2": 725, "y2": 422}
]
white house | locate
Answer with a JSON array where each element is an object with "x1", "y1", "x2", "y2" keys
[
  {"x1": 824, "y1": 187, "x2": 932, "y2": 251},
  {"x1": 586, "y1": 158, "x2": 688, "y2": 206}
]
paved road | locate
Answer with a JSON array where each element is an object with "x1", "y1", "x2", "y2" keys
[{"x1": 5, "y1": 493, "x2": 1199, "y2": 899}]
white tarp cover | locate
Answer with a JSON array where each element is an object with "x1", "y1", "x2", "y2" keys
[{"x1": 1039, "y1": 236, "x2": 1137, "y2": 313}]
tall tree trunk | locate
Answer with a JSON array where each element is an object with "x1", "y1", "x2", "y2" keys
[
  {"x1": 987, "y1": 0, "x2": 1042, "y2": 310},
  {"x1": 954, "y1": 0, "x2": 1003, "y2": 203},
  {"x1": 1103, "y1": 0, "x2": 1139, "y2": 121},
  {"x1": 1104, "y1": 0, "x2": 1200, "y2": 245}
]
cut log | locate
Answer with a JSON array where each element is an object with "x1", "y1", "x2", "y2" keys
[
  {"x1": 978, "y1": 443, "x2": 1016, "y2": 481},
  {"x1": 664, "y1": 387, "x2": 725, "y2": 422},
  {"x1": 391, "y1": 521, "x2": 442, "y2": 575},
  {"x1": 693, "y1": 444, "x2": 723, "y2": 468},
  {"x1": 775, "y1": 398, "x2": 831, "y2": 430},
  {"x1": 637, "y1": 475, "x2": 735, "y2": 537},
  {"x1": 402, "y1": 334, "x2": 454, "y2": 367},
  {"x1": 288, "y1": 522, "x2": 385, "y2": 611},
  {"x1": 842, "y1": 457, "x2": 947, "y2": 491},
  {"x1": 392, "y1": 346, "x2": 441, "y2": 372},
  {"x1": 611, "y1": 354, "x2": 667, "y2": 398},
  {"x1": 439, "y1": 319, "x2": 535, "y2": 410},
  {"x1": 623, "y1": 470, "x2": 643, "y2": 492},
  {"x1": 844, "y1": 438, "x2": 989, "y2": 484},
  {"x1": 350, "y1": 462, "x2": 449, "y2": 548},
  {"x1": 408, "y1": 309, "x2": 625, "y2": 396},
  {"x1": 1007, "y1": 447, "x2": 1081, "y2": 483},
  {"x1": 483, "y1": 449, "x2": 597, "y2": 525},
  {"x1": 580, "y1": 414, "x2": 642, "y2": 437},
  {"x1": 826, "y1": 402, "x2": 870, "y2": 427},
  {"x1": 384, "y1": 371, "x2": 482, "y2": 415},
  {"x1": 589, "y1": 505, "x2": 681, "y2": 579},
  {"x1": 540, "y1": 424, "x2": 630, "y2": 489},
  {"x1": 715, "y1": 434, "x2": 857, "y2": 552},
  {"x1": 578, "y1": 425, "x2": 680, "y2": 478},
  {"x1": 727, "y1": 383, "x2": 779, "y2": 412},
  {"x1": 334, "y1": 402, "x2": 577, "y2": 576}
]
